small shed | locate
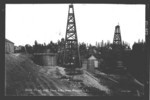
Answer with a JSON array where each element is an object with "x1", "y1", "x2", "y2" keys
[
  {"x1": 5, "y1": 39, "x2": 14, "y2": 53},
  {"x1": 87, "y1": 55, "x2": 99, "y2": 72}
]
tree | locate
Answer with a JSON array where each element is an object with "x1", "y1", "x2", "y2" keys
[
  {"x1": 128, "y1": 42, "x2": 146, "y2": 83},
  {"x1": 79, "y1": 42, "x2": 87, "y2": 58},
  {"x1": 25, "y1": 44, "x2": 33, "y2": 54}
]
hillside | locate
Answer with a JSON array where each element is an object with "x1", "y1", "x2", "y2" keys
[{"x1": 5, "y1": 53, "x2": 144, "y2": 96}]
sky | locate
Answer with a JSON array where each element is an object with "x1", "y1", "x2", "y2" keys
[{"x1": 6, "y1": 4, "x2": 145, "y2": 47}]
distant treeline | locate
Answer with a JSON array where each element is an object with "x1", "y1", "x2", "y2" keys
[{"x1": 15, "y1": 38, "x2": 146, "y2": 83}]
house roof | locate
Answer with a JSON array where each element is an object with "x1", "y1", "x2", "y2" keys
[
  {"x1": 5, "y1": 39, "x2": 14, "y2": 44},
  {"x1": 88, "y1": 55, "x2": 97, "y2": 60}
]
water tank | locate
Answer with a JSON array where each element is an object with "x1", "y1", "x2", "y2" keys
[{"x1": 33, "y1": 49, "x2": 57, "y2": 66}]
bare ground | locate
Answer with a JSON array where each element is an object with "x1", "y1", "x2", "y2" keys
[{"x1": 5, "y1": 53, "x2": 144, "y2": 96}]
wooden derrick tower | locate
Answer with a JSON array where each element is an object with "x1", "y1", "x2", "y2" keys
[
  {"x1": 113, "y1": 25, "x2": 122, "y2": 45},
  {"x1": 113, "y1": 24, "x2": 124, "y2": 69},
  {"x1": 63, "y1": 4, "x2": 81, "y2": 68},
  {"x1": 112, "y1": 24, "x2": 123, "y2": 60}
]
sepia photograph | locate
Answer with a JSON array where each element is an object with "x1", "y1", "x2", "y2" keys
[{"x1": 5, "y1": 3, "x2": 146, "y2": 96}]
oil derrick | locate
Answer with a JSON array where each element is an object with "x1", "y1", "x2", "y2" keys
[
  {"x1": 113, "y1": 25, "x2": 122, "y2": 45},
  {"x1": 112, "y1": 25, "x2": 125, "y2": 70},
  {"x1": 112, "y1": 24, "x2": 122, "y2": 52},
  {"x1": 63, "y1": 4, "x2": 81, "y2": 69}
]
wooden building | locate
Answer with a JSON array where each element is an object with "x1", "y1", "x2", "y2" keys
[
  {"x1": 87, "y1": 55, "x2": 98, "y2": 72},
  {"x1": 5, "y1": 39, "x2": 14, "y2": 53},
  {"x1": 82, "y1": 55, "x2": 99, "y2": 72}
]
